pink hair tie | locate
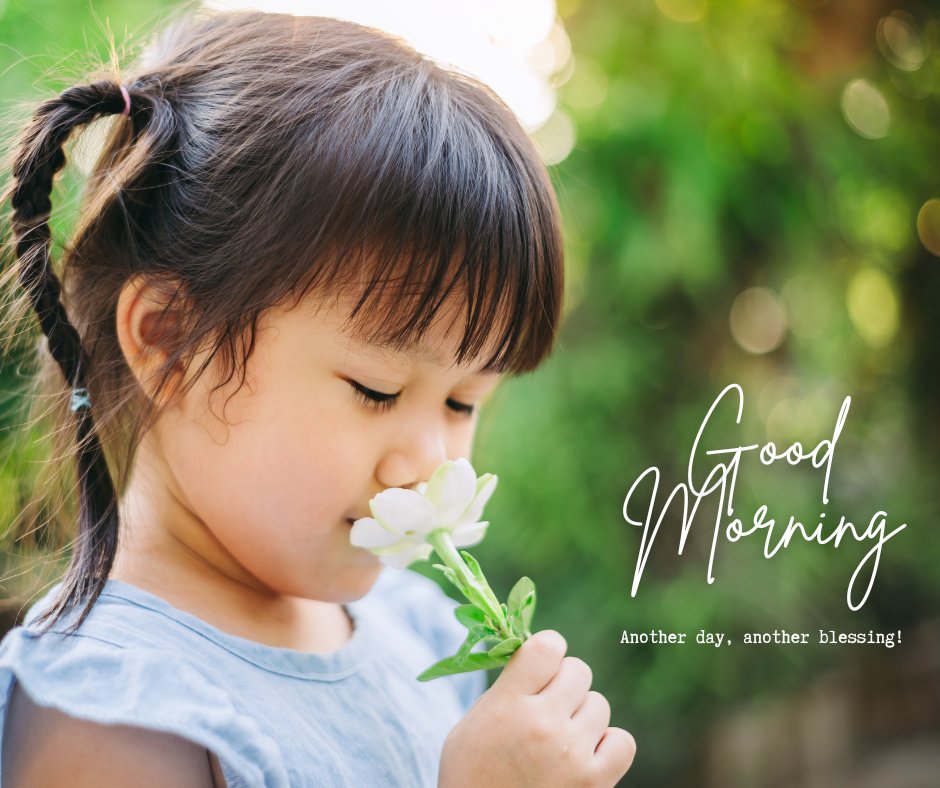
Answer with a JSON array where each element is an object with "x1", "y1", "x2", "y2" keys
[{"x1": 119, "y1": 84, "x2": 131, "y2": 116}]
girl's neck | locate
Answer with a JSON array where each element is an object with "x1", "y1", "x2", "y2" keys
[
  {"x1": 111, "y1": 458, "x2": 354, "y2": 654},
  {"x1": 110, "y1": 559, "x2": 354, "y2": 654}
]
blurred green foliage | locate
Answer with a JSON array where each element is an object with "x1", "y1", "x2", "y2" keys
[
  {"x1": 1, "y1": 1, "x2": 938, "y2": 786},
  {"x1": 474, "y1": 1, "x2": 940, "y2": 784}
]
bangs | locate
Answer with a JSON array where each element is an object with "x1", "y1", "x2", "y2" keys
[{"x1": 238, "y1": 38, "x2": 563, "y2": 375}]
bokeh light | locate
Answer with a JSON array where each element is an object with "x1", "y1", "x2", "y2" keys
[
  {"x1": 876, "y1": 12, "x2": 926, "y2": 72},
  {"x1": 846, "y1": 267, "x2": 900, "y2": 347},
  {"x1": 916, "y1": 198, "x2": 940, "y2": 256},
  {"x1": 764, "y1": 389, "x2": 834, "y2": 445},
  {"x1": 729, "y1": 287, "x2": 788, "y2": 354},
  {"x1": 532, "y1": 108, "x2": 576, "y2": 165},
  {"x1": 841, "y1": 79, "x2": 891, "y2": 139},
  {"x1": 564, "y1": 56, "x2": 609, "y2": 111},
  {"x1": 655, "y1": 0, "x2": 707, "y2": 24}
]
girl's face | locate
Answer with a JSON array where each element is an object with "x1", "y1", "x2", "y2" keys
[{"x1": 119, "y1": 284, "x2": 503, "y2": 604}]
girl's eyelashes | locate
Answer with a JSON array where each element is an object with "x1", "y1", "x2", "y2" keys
[
  {"x1": 348, "y1": 380, "x2": 397, "y2": 413},
  {"x1": 447, "y1": 399, "x2": 475, "y2": 416},
  {"x1": 347, "y1": 379, "x2": 475, "y2": 417}
]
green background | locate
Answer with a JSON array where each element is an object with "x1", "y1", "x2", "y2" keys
[{"x1": 1, "y1": 1, "x2": 938, "y2": 786}]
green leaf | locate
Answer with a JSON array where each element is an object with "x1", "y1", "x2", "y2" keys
[
  {"x1": 433, "y1": 564, "x2": 464, "y2": 595},
  {"x1": 507, "y1": 577, "x2": 535, "y2": 618},
  {"x1": 507, "y1": 612, "x2": 526, "y2": 640},
  {"x1": 416, "y1": 651, "x2": 510, "y2": 681},
  {"x1": 519, "y1": 589, "x2": 536, "y2": 632},
  {"x1": 487, "y1": 636, "x2": 523, "y2": 658},
  {"x1": 505, "y1": 578, "x2": 536, "y2": 639},
  {"x1": 453, "y1": 603, "x2": 488, "y2": 630},
  {"x1": 459, "y1": 550, "x2": 487, "y2": 584},
  {"x1": 456, "y1": 625, "x2": 491, "y2": 660}
]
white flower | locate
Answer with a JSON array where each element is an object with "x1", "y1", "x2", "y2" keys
[{"x1": 350, "y1": 457, "x2": 498, "y2": 569}]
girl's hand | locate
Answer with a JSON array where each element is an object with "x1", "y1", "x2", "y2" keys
[{"x1": 438, "y1": 630, "x2": 637, "y2": 788}]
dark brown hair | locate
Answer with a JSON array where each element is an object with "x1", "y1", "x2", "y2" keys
[{"x1": 0, "y1": 8, "x2": 564, "y2": 635}]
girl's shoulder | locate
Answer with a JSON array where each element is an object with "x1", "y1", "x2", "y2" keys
[
  {"x1": 0, "y1": 583, "x2": 289, "y2": 787},
  {"x1": 0, "y1": 569, "x2": 485, "y2": 786}
]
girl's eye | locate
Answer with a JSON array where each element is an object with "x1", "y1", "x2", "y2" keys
[
  {"x1": 349, "y1": 380, "x2": 398, "y2": 413},
  {"x1": 447, "y1": 399, "x2": 475, "y2": 417},
  {"x1": 347, "y1": 380, "x2": 475, "y2": 417}
]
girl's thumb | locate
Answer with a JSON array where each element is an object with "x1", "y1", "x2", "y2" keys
[{"x1": 492, "y1": 629, "x2": 567, "y2": 696}]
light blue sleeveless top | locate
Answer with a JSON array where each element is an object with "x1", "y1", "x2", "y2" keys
[{"x1": 0, "y1": 567, "x2": 487, "y2": 787}]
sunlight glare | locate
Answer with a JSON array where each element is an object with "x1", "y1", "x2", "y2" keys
[{"x1": 203, "y1": 0, "x2": 572, "y2": 143}]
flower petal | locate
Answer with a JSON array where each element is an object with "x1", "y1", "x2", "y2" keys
[
  {"x1": 369, "y1": 488, "x2": 435, "y2": 535},
  {"x1": 450, "y1": 520, "x2": 489, "y2": 548},
  {"x1": 424, "y1": 456, "x2": 477, "y2": 525},
  {"x1": 349, "y1": 518, "x2": 403, "y2": 550},
  {"x1": 460, "y1": 473, "x2": 498, "y2": 526},
  {"x1": 379, "y1": 542, "x2": 433, "y2": 569}
]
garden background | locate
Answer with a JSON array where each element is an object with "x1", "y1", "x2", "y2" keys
[{"x1": 1, "y1": 1, "x2": 938, "y2": 785}]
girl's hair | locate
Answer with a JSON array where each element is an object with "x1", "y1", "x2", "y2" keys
[{"x1": 0, "y1": 9, "x2": 564, "y2": 635}]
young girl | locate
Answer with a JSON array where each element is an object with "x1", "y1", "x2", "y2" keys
[{"x1": 0, "y1": 9, "x2": 635, "y2": 787}]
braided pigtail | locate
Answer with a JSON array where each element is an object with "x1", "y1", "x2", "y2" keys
[{"x1": 8, "y1": 80, "x2": 144, "y2": 635}]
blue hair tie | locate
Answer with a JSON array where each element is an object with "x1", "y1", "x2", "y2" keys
[{"x1": 70, "y1": 387, "x2": 92, "y2": 412}]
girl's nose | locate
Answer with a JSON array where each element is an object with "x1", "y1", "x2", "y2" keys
[{"x1": 375, "y1": 427, "x2": 449, "y2": 492}]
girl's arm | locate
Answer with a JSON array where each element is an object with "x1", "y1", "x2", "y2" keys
[{"x1": 3, "y1": 681, "x2": 219, "y2": 787}]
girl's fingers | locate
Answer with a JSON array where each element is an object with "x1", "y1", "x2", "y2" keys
[
  {"x1": 571, "y1": 690, "x2": 611, "y2": 740},
  {"x1": 492, "y1": 629, "x2": 567, "y2": 696},
  {"x1": 594, "y1": 727, "x2": 637, "y2": 786},
  {"x1": 538, "y1": 655, "x2": 593, "y2": 716}
]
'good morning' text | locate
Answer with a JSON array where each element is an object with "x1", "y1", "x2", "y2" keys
[{"x1": 623, "y1": 384, "x2": 907, "y2": 610}]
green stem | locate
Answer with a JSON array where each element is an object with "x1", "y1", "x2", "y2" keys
[{"x1": 426, "y1": 528, "x2": 509, "y2": 634}]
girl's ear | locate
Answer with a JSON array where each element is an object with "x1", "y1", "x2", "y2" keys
[{"x1": 115, "y1": 273, "x2": 186, "y2": 405}]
